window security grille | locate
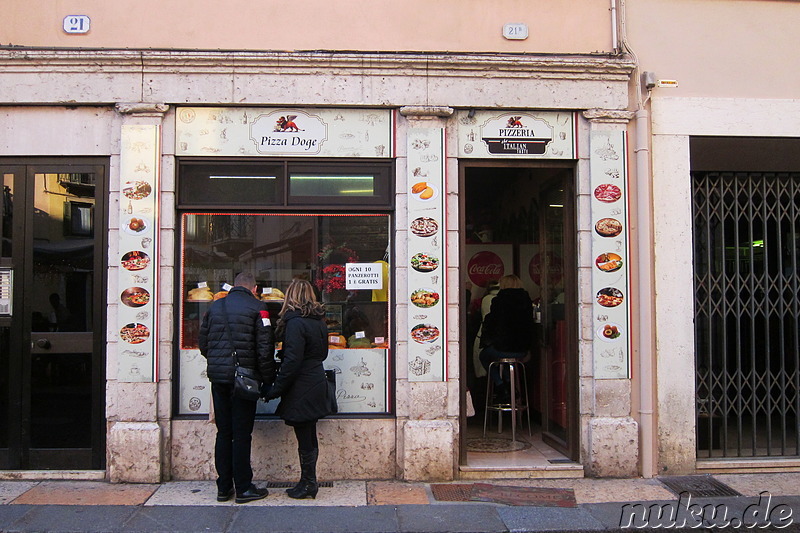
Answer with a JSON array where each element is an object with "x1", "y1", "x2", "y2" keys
[{"x1": 693, "y1": 171, "x2": 800, "y2": 458}]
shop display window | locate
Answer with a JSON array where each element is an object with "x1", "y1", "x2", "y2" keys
[{"x1": 177, "y1": 212, "x2": 392, "y2": 416}]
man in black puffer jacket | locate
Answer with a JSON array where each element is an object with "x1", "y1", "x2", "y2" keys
[{"x1": 199, "y1": 271, "x2": 275, "y2": 504}]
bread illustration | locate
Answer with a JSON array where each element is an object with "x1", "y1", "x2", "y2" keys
[{"x1": 411, "y1": 182, "x2": 427, "y2": 194}]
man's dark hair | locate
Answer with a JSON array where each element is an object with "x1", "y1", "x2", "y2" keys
[{"x1": 234, "y1": 271, "x2": 256, "y2": 288}]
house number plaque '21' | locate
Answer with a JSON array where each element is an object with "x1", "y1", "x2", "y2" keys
[{"x1": 63, "y1": 15, "x2": 91, "y2": 34}]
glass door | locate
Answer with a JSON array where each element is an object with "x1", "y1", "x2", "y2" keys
[
  {"x1": 537, "y1": 175, "x2": 577, "y2": 454},
  {"x1": 0, "y1": 161, "x2": 107, "y2": 470}
]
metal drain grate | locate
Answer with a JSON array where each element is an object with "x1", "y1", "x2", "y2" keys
[
  {"x1": 659, "y1": 476, "x2": 741, "y2": 498},
  {"x1": 548, "y1": 458, "x2": 574, "y2": 464},
  {"x1": 430, "y1": 483, "x2": 474, "y2": 502},
  {"x1": 265, "y1": 481, "x2": 334, "y2": 488}
]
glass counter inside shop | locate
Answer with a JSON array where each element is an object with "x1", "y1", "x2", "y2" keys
[{"x1": 177, "y1": 213, "x2": 391, "y2": 416}]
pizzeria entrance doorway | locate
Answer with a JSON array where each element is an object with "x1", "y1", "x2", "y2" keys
[
  {"x1": 459, "y1": 163, "x2": 579, "y2": 473},
  {"x1": 0, "y1": 159, "x2": 108, "y2": 470}
]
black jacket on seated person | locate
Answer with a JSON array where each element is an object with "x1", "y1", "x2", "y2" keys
[
  {"x1": 268, "y1": 309, "x2": 332, "y2": 426},
  {"x1": 480, "y1": 287, "x2": 534, "y2": 353},
  {"x1": 199, "y1": 286, "x2": 275, "y2": 385}
]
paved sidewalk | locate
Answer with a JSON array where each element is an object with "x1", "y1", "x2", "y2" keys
[{"x1": 1, "y1": 474, "x2": 799, "y2": 532}]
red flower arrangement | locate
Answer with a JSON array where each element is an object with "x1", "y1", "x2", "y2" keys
[
  {"x1": 316, "y1": 264, "x2": 347, "y2": 292},
  {"x1": 315, "y1": 243, "x2": 360, "y2": 294}
]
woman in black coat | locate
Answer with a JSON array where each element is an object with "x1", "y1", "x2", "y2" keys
[
  {"x1": 479, "y1": 274, "x2": 535, "y2": 390},
  {"x1": 264, "y1": 279, "x2": 335, "y2": 499}
]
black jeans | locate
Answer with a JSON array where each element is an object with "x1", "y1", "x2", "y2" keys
[
  {"x1": 479, "y1": 345, "x2": 527, "y2": 386},
  {"x1": 211, "y1": 382, "x2": 258, "y2": 493}
]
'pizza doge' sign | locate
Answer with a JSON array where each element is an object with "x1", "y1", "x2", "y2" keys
[{"x1": 346, "y1": 263, "x2": 384, "y2": 290}]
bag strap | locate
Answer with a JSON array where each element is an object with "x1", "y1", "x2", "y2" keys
[{"x1": 220, "y1": 298, "x2": 243, "y2": 368}]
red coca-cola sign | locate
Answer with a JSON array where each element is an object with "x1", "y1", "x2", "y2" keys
[
  {"x1": 529, "y1": 252, "x2": 563, "y2": 287},
  {"x1": 467, "y1": 251, "x2": 504, "y2": 288}
]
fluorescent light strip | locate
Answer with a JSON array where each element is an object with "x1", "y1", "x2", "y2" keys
[
  {"x1": 209, "y1": 176, "x2": 276, "y2": 180},
  {"x1": 290, "y1": 176, "x2": 373, "y2": 181}
]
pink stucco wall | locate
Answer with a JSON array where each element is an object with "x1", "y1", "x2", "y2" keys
[
  {"x1": 626, "y1": 0, "x2": 800, "y2": 99},
  {"x1": 2, "y1": 0, "x2": 613, "y2": 54}
]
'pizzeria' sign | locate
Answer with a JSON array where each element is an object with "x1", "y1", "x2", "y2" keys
[
  {"x1": 480, "y1": 115, "x2": 553, "y2": 155},
  {"x1": 458, "y1": 110, "x2": 575, "y2": 159}
]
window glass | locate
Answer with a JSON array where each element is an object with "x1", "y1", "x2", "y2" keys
[
  {"x1": 287, "y1": 163, "x2": 390, "y2": 205},
  {"x1": 179, "y1": 164, "x2": 282, "y2": 206},
  {"x1": 290, "y1": 174, "x2": 375, "y2": 197},
  {"x1": 2, "y1": 173, "x2": 12, "y2": 258},
  {"x1": 178, "y1": 212, "x2": 391, "y2": 416}
]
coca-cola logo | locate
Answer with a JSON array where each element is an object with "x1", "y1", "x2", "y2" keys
[
  {"x1": 467, "y1": 251, "x2": 504, "y2": 288},
  {"x1": 529, "y1": 252, "x2": 563, "y2": 286}
]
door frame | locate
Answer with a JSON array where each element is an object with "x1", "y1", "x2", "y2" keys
[
  {"x1": 1, "y1": 157, "x2": 108, "y2": 470},
  {"x1": 457, "y1": 160, "x2": 580, "y2": 464}
]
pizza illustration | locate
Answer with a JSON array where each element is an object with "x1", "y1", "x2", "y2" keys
[
  {"x1": 121, "y1": 251, "x2": 151, "y2": 271},
  {"x1": 411, "y1": 252, "x2": 439, "y2": 272},
  {"x1": 594, "y1": 183, "x2": 622, "y2": 203},
  {"x1": 596, "y1": 287, "x2": 624, "y2": 308},
  {"x1": 120, "y1": 323, "x2": 150, "y2": 344},
  {"x1": 410, "y1": 217, "x2": 438, "y2": 237},
  {"x1": 410, "y1": 323, "x2": 440, "y2": 344},
  {"x1": 595, "y1": 218, "x2": 622, "y2": 237}
]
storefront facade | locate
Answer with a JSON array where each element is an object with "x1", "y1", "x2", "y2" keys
[{"x1": 0, "y1": 46, "x2": 644, "y2": 481}]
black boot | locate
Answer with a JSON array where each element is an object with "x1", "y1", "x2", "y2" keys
[{"x1": 286, "y1": 448, "x2": 319, "y2": 499}]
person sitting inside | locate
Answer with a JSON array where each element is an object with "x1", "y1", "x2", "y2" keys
[{"x1": 478, "y1": 274, "x2": 534, "y2": 402}]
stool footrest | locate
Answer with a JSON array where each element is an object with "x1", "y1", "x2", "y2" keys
[{"x1": 483, "y1": 359, "x2": 533, "y2": 440}]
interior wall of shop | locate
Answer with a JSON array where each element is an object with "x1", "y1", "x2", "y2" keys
[
  {"x1": 650, "y1": 97, "x2": 800, "y2": 474},
  {"x1": 3, "y1": 0, "x2": 612, "y2": 54}
]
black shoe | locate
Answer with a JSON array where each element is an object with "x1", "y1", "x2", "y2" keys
[
  {"x1": 216, "y1": 487, "x2": 235, "y2": 502},
  {"x1": 286, "y1": 480, "x2": 318, "y2": 499},
  {"x1": 286, "y1": 447, "x2": 319, "y2": 499},
  {"x1": 235, "y1": 486, "x2": 269, "y2": 504}
]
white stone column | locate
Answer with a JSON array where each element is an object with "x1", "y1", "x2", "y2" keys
[
  {"x1": 395, "y1": 106, "x2": 458, "y2": 481},
  {"x1": 581, "y1": 108, "x2": 640, "y2": 477},
  {"x1": 107, "y1": 102, "x2": 170, "y2": 483}
]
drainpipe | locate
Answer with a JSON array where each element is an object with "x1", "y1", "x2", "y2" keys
[
  {"x1": 610, "y1": 0, "x2": 619, "y2": 52},
  {"x1": 635, "y1": 106, "x2": 656, "y2": 478}
]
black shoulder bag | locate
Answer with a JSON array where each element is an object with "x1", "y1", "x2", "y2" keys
[
  {"x1": 325, "y1": 369, "x2": 338, "y2": 414},
  {"x1": 221, "y1": 298, "x2": 262, "y2": 401}
]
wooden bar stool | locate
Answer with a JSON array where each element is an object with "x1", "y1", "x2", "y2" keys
[{"x1": 483, "y1": 356, "x2": 532, "y2": 442}]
